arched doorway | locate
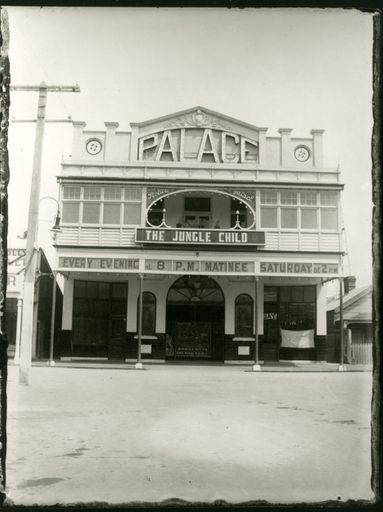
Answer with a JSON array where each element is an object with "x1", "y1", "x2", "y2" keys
[{"x1": 166, "y1": 275, "x2": 225, "y2": 361}]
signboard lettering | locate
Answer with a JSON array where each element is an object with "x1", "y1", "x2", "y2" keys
[
  {"x1": 8, "y1": 248, "x2": 26, "y2": 267},
  {"x1": 59, "y1": 257, "x2": 139, "y2": 271},
  {"x1": 136, "y1": 228, "x2": 265, "y2": 246},
  {"x1": 7, "y1": 273, "x2": 20, "y2": 292},
  {"x1": 260, "y1": 262, "x2": 338, "y2": 274},
  {"x1": 145, "y1": 259, "x2": 254, "y2": 274},
  {"x1": 147, "y1": 187, "x2": 173, "y2": 203},
  {"x1": 139, "y1": 128, "x2": 258, "y2": 163},
  {"x1": 146, "y1": 187, "x2": 256, "y2": 209},
  {"x1": 264, "y1": 312, "x2": 277, "y2": 320}
]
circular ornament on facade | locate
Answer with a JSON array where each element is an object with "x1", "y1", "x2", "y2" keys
[
  {"x1": 294, "y1": 145, "x2": 310, "y2": 162},
  {"x1": 86, "y1": 138, "x2": 102, "y2": 155}
]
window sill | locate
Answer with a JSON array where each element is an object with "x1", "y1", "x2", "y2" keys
[
  {"x1": 133, "y1": 335, "x2": 157, "y2": 340},
  {"x1": 60, "y1": 224, "x2": 141, "y2": 228},
  {"x1": 233, "y1": 337, "x2": 255, "y2": 342}
]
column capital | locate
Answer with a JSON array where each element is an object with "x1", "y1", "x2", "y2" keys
[
  {"x1": 104, "y1": 121, "x2": 119, "y2": 130},
  {"x1": 72, "y1": 121, "x2": 87, "y2": 129},
  {"x1": 278, "y1": 127, "x2": 293, "y2": 134}
]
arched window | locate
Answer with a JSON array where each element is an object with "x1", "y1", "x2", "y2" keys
[
  {"x1": 138, "y1": 292, "x2": 156, "y2": 335},
  {"x1": 235, "y1": 294, "x2": 253, "y2": 337}
]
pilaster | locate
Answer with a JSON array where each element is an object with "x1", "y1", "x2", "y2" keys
[
  {"x1": 72, "y1": 121, "x2": 86, "y2": 159},
  {"x1": 311, "y1": 129, "x2": 325, "y2": 168},
  {"x1": 258, "y1": 128, "x2": 268, "y2": 165},
  {"x1": 278, "y1": 128, "x2": 293, "y2": 167},
  {"x1": 104, "y1": 122, "x2": 119, "y2": 160}
]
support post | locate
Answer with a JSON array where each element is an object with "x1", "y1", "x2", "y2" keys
[
  {"x1": 13, "y1": 298, "x2": 23, "y2": 365},
  {"x1": 338, "y1": 277, "x2": 346, "y2": 371},
  {"x1": 135, "y1": 273, "x2": 144, "y2": 369},
  {"x1": 252, "y1": 276, "x2": 261, "y2": 372},
  {"x1": 47, "y1": 271, "x2": 57, "y2": 366}
]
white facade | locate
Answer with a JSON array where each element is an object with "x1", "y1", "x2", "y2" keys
[{"x1": 54, "y1": 107, "x2": 343, "y2": 363}]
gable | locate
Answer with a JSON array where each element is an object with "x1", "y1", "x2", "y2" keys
[{"x1": 334, "y1": 290, "x2": 372, "y2": 323}]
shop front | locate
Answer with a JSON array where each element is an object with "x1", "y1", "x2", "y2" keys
[{"x1": 55, "y1": 248, "x2": 339, "y2": 364}]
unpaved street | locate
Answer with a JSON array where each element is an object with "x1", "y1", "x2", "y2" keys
[{"x1": 6, "y1": 365, "x2": 373, "y2": 505}]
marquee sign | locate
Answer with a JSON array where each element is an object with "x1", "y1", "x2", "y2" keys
[
  {"x1": 57, "y1": 256, "x2": 338, "y2": 276},
  {"x1": 136, "y1": 228, "x2": 265, "y2": 246},
  {"x1": 260, "y1": 262, "x2": 339, "y2": 274},
  {"x1": 145, "y1": 259, "x2": 255, "y2": 274}
]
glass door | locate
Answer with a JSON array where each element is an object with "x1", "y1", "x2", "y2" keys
[
  {"x1": 108, "y1": 283, "x2": 128, "y2": 359},
  {"x1": 174, "y1": 321, "x2": 211, "y2": 359}
]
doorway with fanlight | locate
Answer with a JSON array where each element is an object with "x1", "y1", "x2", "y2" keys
[{"x1": 166, "y1": 275, "x2": 225, "y2": 361}]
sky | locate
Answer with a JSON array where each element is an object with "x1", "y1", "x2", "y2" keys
[{"x1": 6, "y1": 7, "x2": 374, "y2": 287}]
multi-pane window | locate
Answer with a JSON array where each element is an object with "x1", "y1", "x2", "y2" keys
[
  {"x1": 319, "y1": 191, "x2": 338, "y2": 229},
  {"x1": 61, "y1": 185, "x2": 142, "y2": 226},
  {"x1": 301, "y1": 208, "x2": 317, "y2": 229},
  {"x1": 72, "y1": 281, "x2": 128, "y2": 347},
  {"x1": 260, "y1": 189, "x2": 339, "y2": 231},
  {"x1": 260, "y1": 190, "x2": 278, "y2": 204},
  {"x1": 300, "y1": 191, "x2": 317, "y2": 205},
  {"x1": 280, "y1": 191, "x2": 297, "y2": 205},
  {"x1": 279, "y1": 286, "x2": 316, "y2": 330},
  {"x1": 260, "y1": 190, "x2": 278, "y2": 228},
  {"x1": 281, "y1": 208, "x2": 297, "y2": 228}
]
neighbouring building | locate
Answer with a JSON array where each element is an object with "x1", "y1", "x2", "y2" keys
[
  {"x1": 54, "y1": 106, "x2": 344, "y2": 363},
  {"x1": 6, "y1": 247, "x2": 62, "y2": 361},
  {"x1": 327, "y1": 278, "x2": 373, "y2": 365}
]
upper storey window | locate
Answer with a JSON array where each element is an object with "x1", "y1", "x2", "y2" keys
[
  {"x1": 62, "y1": 185, "x2": 142, "y2": 226},
  {"x1": 260, "y1": 189, "x2": 339, "y2": 231}
]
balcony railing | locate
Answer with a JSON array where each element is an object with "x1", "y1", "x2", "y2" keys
[{"x1": 55, "y1": 225, "x2": 343, "y2": 253}]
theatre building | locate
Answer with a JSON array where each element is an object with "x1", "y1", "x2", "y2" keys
[{"x1": 54, "y1": 107, "x2": 343, "y2": 363}]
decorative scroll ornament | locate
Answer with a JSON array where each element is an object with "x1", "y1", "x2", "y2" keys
[
  {"x1": 164, "y1": 109, "x2": 232, "y2": 130},
  {"x1": 146, "y1": 187, "x2": 175, "y2": 204},
  {"x1": 232, "y1": 189, "x2": 256, "y2": 206}
]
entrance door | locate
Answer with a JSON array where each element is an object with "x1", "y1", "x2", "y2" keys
[
  {"x1": 72, "y1": 281, "x2": 127, "y2": 359},
  {"x1": 263, "y1": 302, "x2": 279, "y2": 361},
  {"x1": 174, "y1": 322, "x2": 211, "y2": 359},
  {"x1": 166, "y1": 276, "x2": 225, "y2": 362},
  {"x1": 108, "y1": 283, "x2": 128, "y2": 359}
]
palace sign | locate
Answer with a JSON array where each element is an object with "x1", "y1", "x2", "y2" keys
[
  {"x1": 136, "y1": 228, "x2": 265, "y2": 246},
  {"x1": 138, "y1": 128, "x2": 258, "y2": 163}
]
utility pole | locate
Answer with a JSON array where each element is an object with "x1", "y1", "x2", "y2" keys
[{"x1": 12, "y1": 82, "x2": 80, "y2": 385}]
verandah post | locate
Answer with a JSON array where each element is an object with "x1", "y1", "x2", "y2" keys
[
  {"x1": 135, "y1": 273, "x2": 144, "y2": 369},
  {"x1": 47, "y1": 271, "x2": 57, "y2": 366},
  {"x1": 338, "y1": 276, "x2": 345, "y2": 371},
  {"x1": 252, "y1": 276, "x2": 261, "y2": 371}
]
